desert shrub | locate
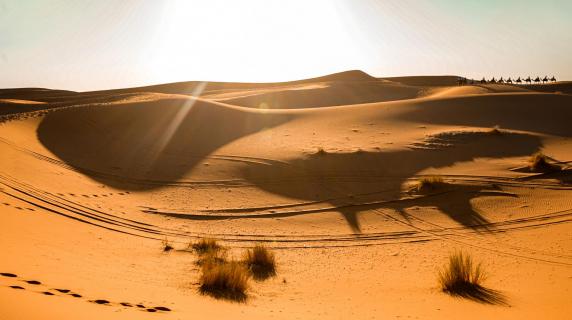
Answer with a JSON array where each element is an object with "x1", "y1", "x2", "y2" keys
[
  {"x1": 439, "y1": 251, "x2": 485, "y2": 294},
  {"x1": 199, "y1": 261, "x2": 249, "y2": 301},
  {"x1": 529, "y1": 152, "x2": 560, "y2": 172},
  {"x1": 242, "y1": 244, "x2": 276, "y2": 279},
  {"x1": 191, "y1": 238, "x2": 221, "y2": 254},
  {"x1": 416, "y1": 176, "x2": 446, "y2": 192},
  {"x1": 162, "y1": 238, "x2": 173, "y2": 252},
  {"x1": 437, "y1": 251, "x2": 507, "y2": 304}
]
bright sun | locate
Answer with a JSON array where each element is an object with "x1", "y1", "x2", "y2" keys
[{"x1": 146, "y1": 0, "x2": 369, "y2": 83}]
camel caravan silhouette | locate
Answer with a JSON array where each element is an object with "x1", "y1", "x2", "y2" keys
[{"x1": 458, "y1": 75, "x2": 557, "y2": 86}]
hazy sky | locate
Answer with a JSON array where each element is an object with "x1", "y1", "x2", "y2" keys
[{"x1": 1, "y1": 0, "x2": 571, "y2": 90}]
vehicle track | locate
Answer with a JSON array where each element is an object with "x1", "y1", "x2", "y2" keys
[
  {"x1": 372, "y1": 208, "x2": 572, "y2": 266},
  {"x1": 1, "y1": 172, "x2": 570, "y2": 261},
  {"x1": 1, "y1": 137, "x2": 571, "y2": 265}
]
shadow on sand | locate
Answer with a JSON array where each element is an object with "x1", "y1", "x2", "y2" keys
[
  {"x1": 238, "y1": 131, "x2": 542, "y2": 233},
  {"x1": 37, "y1": 97, "x2": 293, "y2": 190},
  {"x1": 37, "y1": 99, "x2": 544, "y2": 234},
  {"x1": 444, "y1": 284, "x2": 509, "y2": 306},
  {"x1": 153, "y1": 131, "x2": 543, "y2": 234}
]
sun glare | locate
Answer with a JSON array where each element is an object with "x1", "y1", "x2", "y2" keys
[{"x1": 146, "y1": 0, "x2": 368, "y2": 84}]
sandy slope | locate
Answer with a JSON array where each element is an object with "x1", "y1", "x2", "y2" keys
[{"x1": 1, "y1": 71, "x2": 571, "y2": 319}]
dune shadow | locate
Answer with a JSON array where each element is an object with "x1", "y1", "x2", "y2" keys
[
  {"x1": 152, "y1": 132, "x2": 541, "y2": 234},
  {"x1": 392, "y1": 187, "x2": 519, "y2": 233},
  {"x1": 519, "y1": 168, "x2": 572, "y2": 184},
  {"x1": 37, "y1": 97, "x2": 293, "y2": 190},
  {"x1": 397, "y1": 93, "x2": 572, "y2": 137},
  {"x1": 239, "y1": 131, "x2": 542, "y2": 233}
]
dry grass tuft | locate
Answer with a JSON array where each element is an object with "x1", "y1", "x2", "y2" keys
[
  {"x1": 199, "y1": 262, "x2": 249, "y2": 301},
  {"x1": 191, "y1": 238, "x2": 221, "y2": 254},
  {"x1": 242, "y1": 244, "x2": 276, "y2": 280},
  {"x1": 438, "y1": 251, "x2": 507, "y2": 305},
  {"x1": 439, "y1": 251, "x2": 485, "y2": 292},
  {"x1": 162, "y1": 238, "x2": 174, "y2": 252},
  {"x1": 416, "y1": 176, "x2": 446, "y2": 192},
  {"x1": 529, "y1": 152, "x2": 560, "y2": 172}
]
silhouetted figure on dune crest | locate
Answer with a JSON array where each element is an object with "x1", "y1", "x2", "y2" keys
[
  {"x1": 525, "y1": 76, "x2": 532, "y2": 84},
  {"x1": 474, "y1": 75, "x2": 557, "y2": 85}
]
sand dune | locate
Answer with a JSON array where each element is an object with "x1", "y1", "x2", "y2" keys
[
  {"x1": 211, "y1": 81, "x2": 421, "y2": 109},
  {"x1": 1, "y1": 71, "x2": 571, "y2": 319},
  {"x1": 36, "y1": 95, "x2": 293, "y2": 188},
  {"x1": 0, "y1": 99, "x2": 47, "y2": 116}
]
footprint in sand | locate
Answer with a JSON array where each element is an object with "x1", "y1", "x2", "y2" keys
[
  {"x1": 92, "y1": 299, "x2": 110, "y2": 305},
  {"x1": 0, "y1": 273, "x2": 18, "y2": 278},
  {"x1": 1, "y1": 273, "x2": 170, "y2": 312},
  {"x1": 154, "y1": 306, "x2": 171, "y2": 312}
]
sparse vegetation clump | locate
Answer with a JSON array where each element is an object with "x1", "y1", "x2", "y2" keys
[
  {"x1": 242, "y1": 244, "x2": 276, "y2": 279},
  {"x1": 529, "y1": 152, "x2": 560, "y2": 172},
  {"x1": 191, "y1": 238, "x2": 221, "y2": 254},
  {"x1": 199, "y1": 261, "x2": 249, "y2": 301},
  {"x1": 439, "y1": 251, "x2": 485, "y2": 294},
  {"x1": 162, "y1": 238, "x2": 174, "y2": 252},
  {"x1": 416, "y1": 176, "x2": 446, "y2": 192},
  {"x1": 438, "y1": 251, "x2": 507, "y2": 305},
  {"x1": 192, "y1": 239, "x2": 278, "y2": 301}
]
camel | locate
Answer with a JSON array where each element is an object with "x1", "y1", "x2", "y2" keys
[
  {"x1": 542, "y1": 76, "x2": 549, "y2": 84},
  {"x1": 550, "y1": 76, "x2": 557, "y2": 82},
  {"x1": 515, "y1": 77, "x2": 522, "y2": 84},
  {"x1": 506, "y1": 77, "x2": 513, "y2": 84},
  {"x1": 534, "y1": 76, "x2": 541, "y2": 84},
  {"x1": 525, "y1": 76, "x2": 532, "y2": 84}
]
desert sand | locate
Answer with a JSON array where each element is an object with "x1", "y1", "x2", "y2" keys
[{"x1": 1, "y1": 70, "x2": 571, "y2": 319}]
